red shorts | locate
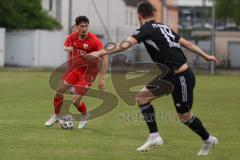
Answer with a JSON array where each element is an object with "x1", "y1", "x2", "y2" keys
[{"x1": 62, "y1": 66, "x2": 98, "y2": 95}]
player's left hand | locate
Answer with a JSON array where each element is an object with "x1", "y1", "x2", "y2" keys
[{"x1": 98, "y1": 78, "x2": 105, "y2": 91}]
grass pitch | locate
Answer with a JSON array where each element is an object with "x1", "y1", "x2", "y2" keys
[{"x1": 0, "y1": 70, "x2": 239, "y2": 160}]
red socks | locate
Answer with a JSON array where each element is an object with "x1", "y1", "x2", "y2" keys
[
  {"x1": 76, "y1": 101, "x2": 87, "y2": 114},
  {"x1": 53, "y1": 96, "x2": 63, "y2": 114},
  {"x1": 53, "y1": 96, "x2": 87, "y2": 115}
]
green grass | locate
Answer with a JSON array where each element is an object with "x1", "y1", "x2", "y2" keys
[{"x1": 0, "y1": 70, "x2": 240, "y2": 160}]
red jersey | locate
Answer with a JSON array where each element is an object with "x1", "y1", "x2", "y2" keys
[{"x1": 64, "y1": 32, "x2": 103, "y2": 72}]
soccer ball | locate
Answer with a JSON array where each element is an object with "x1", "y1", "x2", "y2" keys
[{"x1": 59, "y1": 114, "x2": 74, "y2": 130}]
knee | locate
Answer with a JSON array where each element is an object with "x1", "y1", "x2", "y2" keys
[
  {"x1": 72, "y1": 96, "x2": 82, "y2": 106},
  {"x1": 135, "y1": 95, "x2": 151, "y2": 106},
  {"x1": 55, "y1": 92, "x2": 63, "y2": 98},
  {"x1": 55, "y1": 87, "x2": 65, "y2": 96},
  {"x1": 178, "y1": 112, "x2": 193, "y2": 123},
  {"x1": 135, "y1": 88, "x2": 154, "y2": 106}
]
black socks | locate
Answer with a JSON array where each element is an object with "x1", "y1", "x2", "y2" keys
[
  {"x1": 140, "y1": 103, "x2": 158, "y2": 133},
  {"x1": 140, "y1": 103, "x2": 209, "y2": 140},
  {"x1": 184, "y1": 116, "x2": 210, "y2": 140}
]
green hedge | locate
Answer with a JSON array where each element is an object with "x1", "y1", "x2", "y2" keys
[{"x1": 0, "y1": 0, "x2": 61, "y2": 30}]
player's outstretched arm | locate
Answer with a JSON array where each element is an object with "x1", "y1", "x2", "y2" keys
[
  {"x1": 88, "y1": 37, "x2": 138, "y2": 58},
  {"x1": 179, "y1": 37, "x2": 219, "y2": 65}
]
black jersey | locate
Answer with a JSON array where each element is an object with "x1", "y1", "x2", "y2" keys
[{"x1": 132, "y1": 20, "x2": 187, "y2": 73}]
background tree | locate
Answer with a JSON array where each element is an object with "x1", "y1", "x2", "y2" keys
[
  {"x1": 216, "y1": 0, "x2": 240, "y2": 25},
  {"x1": 0, "y1": 0, "x2": 61, "y2": 30}
]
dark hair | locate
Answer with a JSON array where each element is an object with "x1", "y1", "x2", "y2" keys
[
  {"x1": 75, "y1": 16, "x2": 89, "y2": 25},
  {"x1": 137, "y1": 1, "x2": 156, "y2": 18}
]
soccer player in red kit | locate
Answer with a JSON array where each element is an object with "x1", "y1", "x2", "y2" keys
[
  {"x1": 71, "y1": 24, "x2": 78, "y2": 33},
  {"x1": 45, "y1": 16, "x2": 108, "y2": 129}
]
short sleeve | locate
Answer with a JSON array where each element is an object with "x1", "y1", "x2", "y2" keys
[
  {"x1": 95, "y1": 38, "x2": 103, "y2": 51},
  {"x1": 64, "y1": 35, "x2": 72, "y2": 47},
  {"x1": 131, "y1": 28, "x2": 149, "y2": 43},
  {"x1": 172, "y1": 30, "x2": 181, "y2": 42}
]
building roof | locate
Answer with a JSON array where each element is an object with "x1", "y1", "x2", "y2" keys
[
  {"x1": 176, "y1": 0, "x2": 212, "y2": 7},
  {"x1": 123, "y1": 0, "x2": 177, "y2": 8},
  {"x1": 122, "y1": 0, "x2": 146, "y2": 7}
]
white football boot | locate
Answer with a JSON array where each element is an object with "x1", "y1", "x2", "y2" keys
[
  {"x1": 137, "y1": 135, "x2": 163, "y2": 152},
  {"x1": 44, "y1": 114, "x2": 59, "y2": 127},
  {"x1": 197, "y1": 135, "x2": 218, "y2": 156},
  {"x1": 78, "y1": 112, "x2": 89, "y2": 129}
]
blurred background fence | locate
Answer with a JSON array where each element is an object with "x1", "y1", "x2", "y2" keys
[{"x1": 0, "y1": 0, "x2": 240, "y2": 74}]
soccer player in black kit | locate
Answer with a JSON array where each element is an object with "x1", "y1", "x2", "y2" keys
[{"x1": 88, "y1": 2, "x2": 219, "y2": 156}]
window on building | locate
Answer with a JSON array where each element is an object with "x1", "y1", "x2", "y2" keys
[
  {"x1": 130, "y1": 11, "x2": 133, "y2": 26},
  {"x1": 49, "y1": 0, "x2": 53, "y2": 11},
  {"x1": 56, "y1": 0, "x2": 62, "y2": 21},
  {"x1": 135, "y1": 13, "x2": 138, "y2": 26},
  {"x1": 126, "y1": 10, "x2": 128, "y2": 25}
]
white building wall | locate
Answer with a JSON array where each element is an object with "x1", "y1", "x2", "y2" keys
[
  {"x1": 41, "y1": 0, "x2": 138, "y2": 40},
  {"x1": 71, "y1": 0, "x2": 136, "y2": 35},
  {"x1": 41, "y1": 0, "x2": 49, "y2": 11},
  {"x1": 176, "y1": 0, "x2": 212, "y2": 7},
  {"x1": 42, "y1": 0, "x2": 58, "y2": 18},
  {"x1": 0, "y1": 28, "x2": 5, "y2": 66},
  {"x1": 6, "y1": 31, "x2": 35, "y2": 66},
  {"x1": 5, "y1": 30, "x2": 68, "y2": 67},
  {"x1": 229, "y1": 42, "x2": 240, "y2": 68},
  {"x1": 61, "y1": 0, "x2": 70, "y2": 31},
  {"x1": 37, "y1": 30, "x2": 68, "y2": 67}
]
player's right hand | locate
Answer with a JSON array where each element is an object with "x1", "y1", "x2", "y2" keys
[
  {"x1": 206, "y1": 55, "x2": 219, "y2": 65},
  {"x1": 68, "y1": 46, "x2": 74, "y2": 52},
  {"x1": 64, "y1": 46, "x2": 74, "y2": 52}
]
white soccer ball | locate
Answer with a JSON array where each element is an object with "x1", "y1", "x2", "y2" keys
[{"x1": 59, "y1": 114, "x2": 74, "y2": 130}]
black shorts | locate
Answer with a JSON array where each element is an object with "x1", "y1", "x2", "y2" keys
[{"x1": 146, "y1": 68, "x2": 195, "y2": 114}]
